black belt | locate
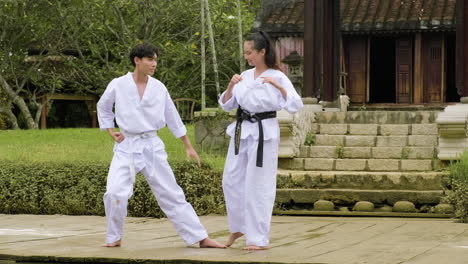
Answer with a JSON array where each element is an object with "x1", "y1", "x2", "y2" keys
[{"x1": 234, "y1": 107, "x2": 277, "y2": 167}]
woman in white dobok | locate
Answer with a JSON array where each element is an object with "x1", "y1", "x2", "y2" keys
[{"x1": 219, "y1": 31, "x2": 303, "y2": 250}]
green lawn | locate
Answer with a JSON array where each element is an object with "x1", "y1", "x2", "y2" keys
[{"x1": 0, "y1": 126, "x2": 226, "y2": 170}]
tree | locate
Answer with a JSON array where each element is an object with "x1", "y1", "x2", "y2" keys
[
  {"x1": 0, "y1": 0, "x2": 260, "y2": 129},
  {"x1": 200, "y1": 0, "x2": 207, "y2": 110},
  {"x1": 0, "y1": 0, "x2": 66, "y2": 129},
  {"x1": 237, "y1": 0, "x2": 245, "y2": 73},
  {"x1": 204, "y1": 0, "x2": 221, "y2": 98}
]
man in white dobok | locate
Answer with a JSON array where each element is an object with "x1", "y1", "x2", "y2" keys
[{"x1": 97, "y1": 43, "x2": 225, "y2": 248}]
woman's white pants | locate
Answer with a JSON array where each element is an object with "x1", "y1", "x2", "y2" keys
[
  {"x1": 103, "y1": 141, "x2": 208, "y2": 245},
  {"x1": 222, "y1": 136, "x2": 279, "y2": 247}
]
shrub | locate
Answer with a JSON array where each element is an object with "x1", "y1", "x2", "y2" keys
[
  {"x1": 0, "y1": 160, "x2": 224, "y2": 217},
  {"x1": 0, "y1": 114, "x2": 6, "y2": 129},
  {"x1": 443, "y1": 151, "x2": 468, "y2": 223}
]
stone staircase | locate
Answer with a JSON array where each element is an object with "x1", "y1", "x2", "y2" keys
[{"x1": 275, "y1": 110, "x2": 454, "y2": 217}]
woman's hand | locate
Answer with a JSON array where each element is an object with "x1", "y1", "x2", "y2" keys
[
  {"x1": 261, "y1": 77, "x2": 287, "y2": 98},
  {"x1": 222, "y1": 74, "x2": 242, "y2": 103},
  {"x1": 228, "y1": 74, "x2": 242, "y2": 89}
]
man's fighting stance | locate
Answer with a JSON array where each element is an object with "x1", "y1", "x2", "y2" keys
[{"x1": 97, "y1": 43, "x2": 225, "y2": 248}]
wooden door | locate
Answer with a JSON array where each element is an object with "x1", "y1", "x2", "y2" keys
[
  {"x1": 346, "y1": 38, "x2": 367, "y2": 103},
  {"x1": 396, "y1": 38, "x2": 413, "y2": 103},
  {"x1": 423, "y1": 34, "x2": 443, "y2": 103}
]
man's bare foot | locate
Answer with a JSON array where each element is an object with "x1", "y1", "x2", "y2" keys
[
  {"x1": 102, "y1": 240, "x2": 121, "y2": 247},
  {"x1": 199, "y1": 237, "x2": 226, "y2": 248},
  {"x1": 225, "y1": 232, "x2": 244, "y2": 247},
  {"x1": 243, "y1": 245, "x2": 268, "y2": 251}
]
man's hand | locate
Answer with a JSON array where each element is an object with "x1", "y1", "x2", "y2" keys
[
  {"x1": 107, "y1": 128, "x2": 125, "y2": 143},
  {"x1": 186, "y1": 146, "x2": 201, "y2": 167},
  {"x1": 180, "y1": 135, "x2": 201, "y2": 167}
]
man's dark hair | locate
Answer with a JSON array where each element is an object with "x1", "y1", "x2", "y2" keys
[{"x1": 129, "y1": 43, "x2": 158, "y2": 66}]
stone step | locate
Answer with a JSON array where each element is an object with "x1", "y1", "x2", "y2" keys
[
  {"x1": 316, "y1": 124, "x2": 438, "y2": 136},
  {"x1": 275, "y1": 188, "x2": 445, "y2": 206},
  {"x1": 279, "y1": 158, "x2": 447, "y2": 171},
  {"x1": 315, "y1": 111, "x2": 440, "y2": 124},
  {"x1": 273, "y1": 210, "x2": 453, "y2": 218},
  {"x1": 303, "y1": 146, "x2": 436, "y2": 159},
  {"x1": 277, "y1": 170, "x2": 448, "y2": 190}
]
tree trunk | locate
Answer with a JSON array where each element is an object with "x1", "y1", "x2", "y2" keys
[
  {"x1": 201, "y1": 0, "x2": 206, "y2": 110},
  {"x1": 0, "y1": 74, "x2": 38, "y2": 129},
  {"x1": 0, "y1": 102, "x2": 19, "y2": 129},
  {"x1": 237, "y1": 0, "x2": 245, "y2": 72},
  {"x1": 204, "y1": 0, "x2": 220, "y2": 98}
]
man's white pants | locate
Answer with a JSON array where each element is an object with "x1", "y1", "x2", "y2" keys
[
  {"x1": 104, "y1": 137, "x2": 208, "y2": 245},
  {"x1": 222, "y1": 136, "x2": 279, "y2": 247}
]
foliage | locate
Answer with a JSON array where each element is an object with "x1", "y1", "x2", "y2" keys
[
  {"x1": 0, "y1": 0, "x2": 260, "y2": 128},
  {"x1": 0, "y1": 160, "x2": 224, "y2": 217},
  {"x1": 442, "y1": 151, "x2": 468, "y2": 223},
  {"x1": 335, "y1": 144, "x2": 344, "y2": 158},
  {"x1": 303, "y1": 132, "x2": 316, "y2": 146}
]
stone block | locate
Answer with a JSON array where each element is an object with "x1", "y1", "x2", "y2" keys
[
  {"x1": 408, "y1": 135, "x2": 438, "y2": 146},
  {"x1": 343, "y1": 147, "x2": 371, "y2": 159},
  {"x1": 403, "y1": 147, "x2": 435, "y2": 159},
  {"x1": 401, "y1": 160, "x2": 433, "y2": 171},
  {"x1": 319, "y1": 124, "x2": 348, "y2": 135},
  {"x1": 349, "y1": 124, "x2": 378, "y2": 135},
  {"x1": 371, "y1": 147, "x2": 403, "y2": 159},
  {"x1": 376, "y1": 136, "x2": 408, "y2": 147},
  {"x1": 309, "y1": 146, "x2": 338, "y2": 158},
  {"x1": 380, "y1": 125, "x2": 409, "y2": 136},
  {"x1": 299, "y1": 146, "x2": 310, "y2": 158},
  {"x1": 315, "y1": 135, "x2": 345, "y2": 146},
  {"x1": 434, "y1": 204, "x2": 455, "y2": 214},
  {"x1": 310, "y1": 123, "x2": 320, "y2": 134},
  {"x1": 278, "y1": 158, "x2": 304, "y2": 170},
  {"x1": 304, "y1": 159, "x2": 334, "y2": 170},
  {"x1": 352, "y1": 201, "x2": 375, "y2": 212},
  {"x1": 335, "y1": 159, "x2": 367, "y2": 171},
  {"x1": 375, "y1": 205, "x2": 393, "y2": 212},
  {"x1": 393, "y1": 201, "x2": 416, "y2": 212},
  {"x1": 368, "y1": 159, "x2": 400, "y2": 171},
  {"x1": 314, "y1": 200, "x2": 335, "y2": 211},
  {"x1": 345, "y1": 136, "x2": 376, "y2": 147},
  {"x1": 411, "y1": 124, "x2": 438, "y2": 135}
]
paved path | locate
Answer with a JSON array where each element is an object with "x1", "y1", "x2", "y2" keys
[{"x1": 0, "y1": 214, "x2": 467, "y2": 264}]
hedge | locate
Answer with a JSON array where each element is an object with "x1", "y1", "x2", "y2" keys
[{"x1": 0, "y1": 160, "x2": 225, "y2": 218}]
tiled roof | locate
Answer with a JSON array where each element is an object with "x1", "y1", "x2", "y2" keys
[{"x1": 255, "y1": 0, "x2": 456, "y2": 36}]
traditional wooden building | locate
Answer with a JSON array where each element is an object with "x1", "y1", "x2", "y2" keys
[{"x1": 254, "y1": 0, "x2": 459, "y2": 105}]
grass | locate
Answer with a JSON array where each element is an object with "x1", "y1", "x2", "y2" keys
[{"x1": 0, "y1": 125, "x2": 226, "y2": 170}]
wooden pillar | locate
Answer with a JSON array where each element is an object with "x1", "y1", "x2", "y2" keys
[
  {"x1": 457, "y1": 0, "x2": 468, "y2": 99},
  {"x1": 322, "y1": 0, "x2": 341, "y2": 102},
  {"x1": 414, "y1": 33, "x2": 423, "y2": 104},
  {"x1": 40, "y1": 96, "x2": 47, "y2": 129},
  {"x1": 303, "y1": 0, "x2": 316, "y2": 98}
]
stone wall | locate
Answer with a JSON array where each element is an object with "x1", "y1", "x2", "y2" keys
[
  {"x1": 194, "y1": 101, "x2": 322, "y2": 158},
  {"x1": 194, "y1": 109, "x2": 234, "y2": 153}
]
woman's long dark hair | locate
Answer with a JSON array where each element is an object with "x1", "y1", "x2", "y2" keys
[{"x1": 245, "y1": 31, "x2": 280, "y2": 70}]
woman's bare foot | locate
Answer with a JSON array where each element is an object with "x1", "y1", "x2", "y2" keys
[
  {"x1": 225, "y1": 232, "x2": 244, "y2": 247},
  {"x1": 102, "y1": 240, "x2": 121, "y2": 247},
  {"x1": 243, "y1": 245, "x2": 268, "y2": 251},
  {"x1": 199, "y1": 237, "x2": 226, "y2": 248}
]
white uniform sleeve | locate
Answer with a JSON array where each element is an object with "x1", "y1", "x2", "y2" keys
[
  {"x1": 278, "y1": 75, "x2": 303, "y2": 113},
  {"x1": 164, "y1": 90, "x2": 187, "y2": 138},
  {"x1": 97, "y1": 80, "x2": 117, "y2": 130},
  {"x1": 218, "y1": 89, "x2": 239, "y2": 112}
]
